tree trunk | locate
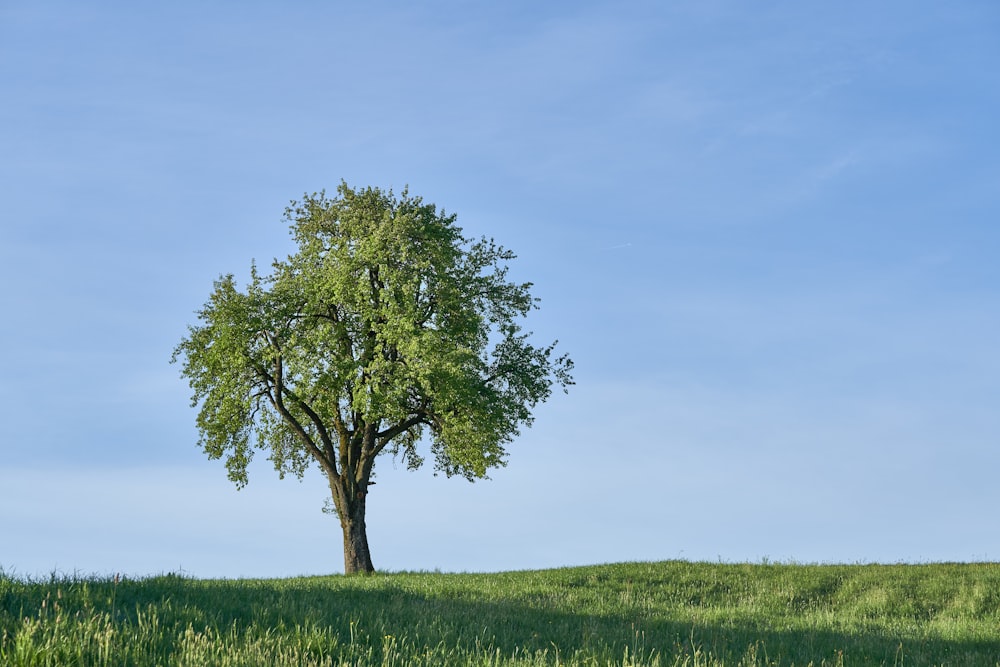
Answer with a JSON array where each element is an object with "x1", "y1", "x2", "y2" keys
[
  {"x1": 330, "y1": 477, "x2": 375, "y2": 574},
  {"x1": 341, "y1": 498, "x2": 375, "y2": 574}
]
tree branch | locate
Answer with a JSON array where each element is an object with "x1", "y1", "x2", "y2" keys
[
  {"x1": 268, "y1": 355, "x2": 340, "y2": 481},
  {"x1": 373, "y1": 414, "x2": 426, "y2": 455}
]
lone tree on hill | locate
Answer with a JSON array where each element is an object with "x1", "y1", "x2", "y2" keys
[{"x1": 173, "y1": 183, "x2": 573, "y2": 574}]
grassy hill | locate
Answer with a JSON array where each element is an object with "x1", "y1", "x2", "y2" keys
[{"x1": 2, "y1": 560, "x2": 999, "y2": 665}]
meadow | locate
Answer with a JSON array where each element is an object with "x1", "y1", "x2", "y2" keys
[{"x1": 1, "y1": 561, "x2": 998, "y2": 666}]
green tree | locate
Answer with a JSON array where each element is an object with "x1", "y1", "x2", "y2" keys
[{"x1": 173, "y1": 183, "x2": 573, "y2": 574}]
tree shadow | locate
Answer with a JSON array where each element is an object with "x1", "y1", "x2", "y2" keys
[{"x1": 87, "y1": 570, "x2": 999, "y2": 666}]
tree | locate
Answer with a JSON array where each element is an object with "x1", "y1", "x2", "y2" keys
[{"x1": 172, "y1": 183, "x2": 573, "y2": 574}]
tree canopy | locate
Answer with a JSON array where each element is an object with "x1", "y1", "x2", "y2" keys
[{"x1": 173, "y1": 183, "x2": 573, "y2": 572}]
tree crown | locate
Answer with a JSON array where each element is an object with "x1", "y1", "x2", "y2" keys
[{"x1": 173, "y1": 183, "x2": 573, "y2": 488}]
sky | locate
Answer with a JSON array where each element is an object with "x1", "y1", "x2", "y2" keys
[{"x1": 2, "y1": 1, "x2": 999, "y2": 578}]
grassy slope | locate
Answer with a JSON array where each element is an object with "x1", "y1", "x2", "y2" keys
[{"x1": 2, "y1": 561, "x2": 999, "y2": 666}]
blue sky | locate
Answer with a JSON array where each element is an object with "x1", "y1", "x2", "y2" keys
[{"x1": 2, "y1": 1, "x2": 999, "y2": 578}]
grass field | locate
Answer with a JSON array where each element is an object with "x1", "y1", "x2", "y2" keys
[{"x1": 2, "y1": 561, "x2": 999, "y2": 666}]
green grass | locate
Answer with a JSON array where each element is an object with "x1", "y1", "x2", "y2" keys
[{"x1": 2, "y1": 561, "x2": 999, "y2": 665}]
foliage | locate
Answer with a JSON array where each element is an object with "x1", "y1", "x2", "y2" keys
[
  {"x1": 3, "y1": 561, "x2": 1000, "y2": 666},
  {"x1": 174, "y1": 183, "x2": 572, "y2": 486}
]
